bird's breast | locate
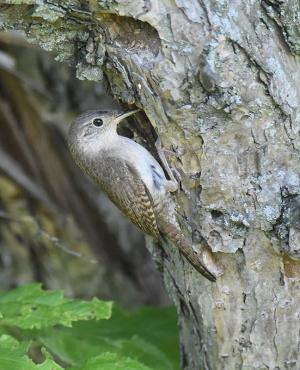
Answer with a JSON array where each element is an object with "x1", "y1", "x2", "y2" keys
[{"x1": 113, "y1": 137, "x2": 167, "y2": 200}]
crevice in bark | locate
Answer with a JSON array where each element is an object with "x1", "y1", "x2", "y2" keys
[
  {"x1": 260, "y1": 1, "x2": 292, "y2": 55},
  {"x1": 229, "y1": 39, "x2": 289, "y2": 118},
  {"x1": 273, "y1": 293, "x2": 279, "y2": 362},
  {"x1": 271, "y1": 188, "x2": 300, "y2": 260},
  {"x1": 260, "y1": 0, "x2": 300, "y2": 56}
]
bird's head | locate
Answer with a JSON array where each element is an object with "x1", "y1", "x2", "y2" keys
[{"x1": 68, "y1": 109, "x2": 139, "y2": 155}]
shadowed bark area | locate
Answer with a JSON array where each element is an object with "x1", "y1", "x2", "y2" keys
[{"x1": 1, "y1": 1, "x2": 300, "y2": 369}]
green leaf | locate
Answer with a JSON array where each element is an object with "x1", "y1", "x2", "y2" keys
[
  {"x1": 0, "y1": 283, "x2": 112, "y2": 329},
  {"x1": 70, "y1": 352, "x2": 152, "y2": 370},
  {"x1": 0, "y1": 284, "x2": 180, "y2": 370},
  {"x1": 39, "y1": 306, "x2": 180, "y2": 370},
  {"x1": 0, "y1": 335, "x2": 63, "y2": 370}
]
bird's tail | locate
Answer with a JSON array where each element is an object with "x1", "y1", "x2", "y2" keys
[{"x1": 158, "y1": 218, "x2": 221, "y2": 282}]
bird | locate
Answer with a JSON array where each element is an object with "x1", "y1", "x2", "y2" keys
[{"x1": 68, "y1": 108, "x2": 218, "y2": 282}]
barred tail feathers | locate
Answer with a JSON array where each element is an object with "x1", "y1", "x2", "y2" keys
[{"x1": 158, "y1": 219, "x2": 217, "y2": 282}]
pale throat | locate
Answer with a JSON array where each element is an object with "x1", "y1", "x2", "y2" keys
[{"x1": 81, "y1": 126, "x2": 118, "y2": 153}]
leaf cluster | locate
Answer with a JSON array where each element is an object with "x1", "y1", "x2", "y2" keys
[{"x1": 0, "y1": 284, "x2": 179, "y2": 370}]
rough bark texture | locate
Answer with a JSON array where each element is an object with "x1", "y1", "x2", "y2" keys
[{"x1": 1, "y1": 1, "x2": 300, "y2": 369}]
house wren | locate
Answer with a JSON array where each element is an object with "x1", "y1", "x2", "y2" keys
[{"x1": 68, "y1": 109, "x2": 219, "y2": 282}]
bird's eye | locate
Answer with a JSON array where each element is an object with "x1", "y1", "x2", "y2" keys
[{"x1": 93, "y1": 118, "x2": 103, "y2": 127}]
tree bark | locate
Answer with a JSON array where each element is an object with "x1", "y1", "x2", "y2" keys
[{"x1": 1, "y1": 1, "x2": 300, "y2": 369}]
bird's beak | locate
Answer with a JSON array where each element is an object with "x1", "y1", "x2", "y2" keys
[{"x1": 115, "y1": 108, "x2": 140, "y2": 124}]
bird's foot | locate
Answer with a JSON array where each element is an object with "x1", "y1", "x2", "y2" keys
[{"x1": 155, "y1": 137, "x2": 181, "y2": 193}]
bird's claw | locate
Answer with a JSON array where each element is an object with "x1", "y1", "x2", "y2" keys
[{"x1": 155, "y1": 137, "x2": 181, "y2": 192}]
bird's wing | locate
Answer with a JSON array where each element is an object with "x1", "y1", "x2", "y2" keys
[
  {"x1": 97, "y1": 155, "x2": 161, "y2": 240},
  {"x1": 94, "y1": 155, "x2": 218, "y2": 282}
]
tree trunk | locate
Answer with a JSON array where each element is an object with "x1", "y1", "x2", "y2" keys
[{"x1": 1, "y1": 1, "x2": 300, "y2": 369}]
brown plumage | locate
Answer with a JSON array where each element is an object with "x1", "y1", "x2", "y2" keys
[
  {"x1": 68, "y1": 109, "x2": 218, "y2": 282},
  {"x1": 94, "y1": 155, "x2": 161, "y2": 240}
]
